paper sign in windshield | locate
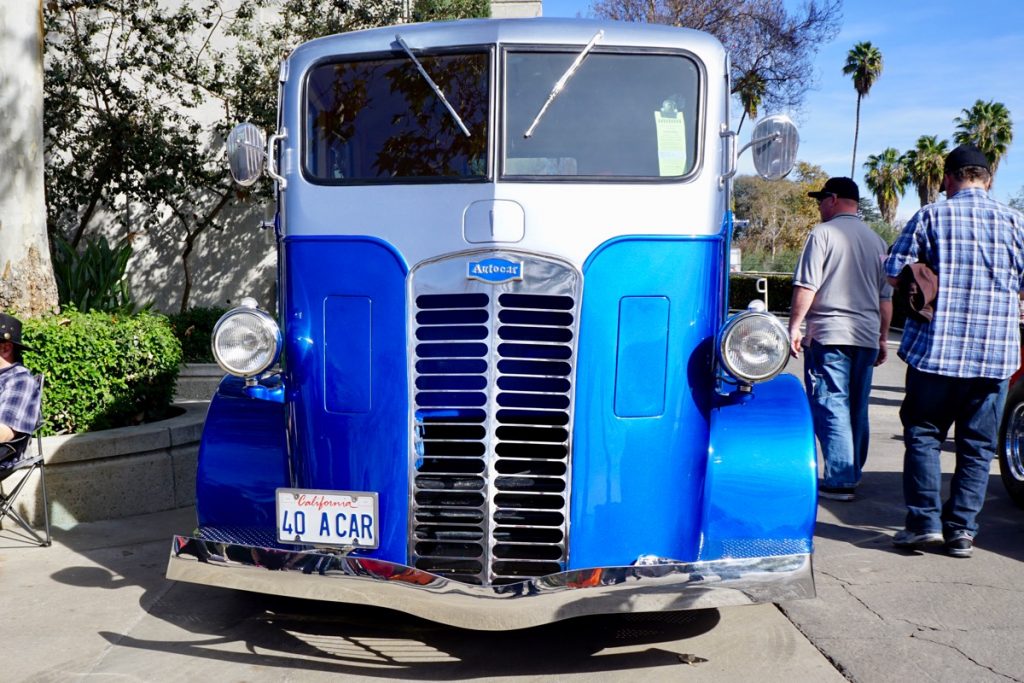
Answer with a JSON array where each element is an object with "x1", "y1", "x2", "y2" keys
[{"x1": 654, "y1": 111, "x2": 687, "y2": 176}]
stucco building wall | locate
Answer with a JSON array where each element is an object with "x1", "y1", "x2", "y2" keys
[{"x1": 116, "y1": 1, "x2": 543, "y2": 313}]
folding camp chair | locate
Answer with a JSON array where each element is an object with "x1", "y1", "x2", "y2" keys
[{"x1": 0, "y1": 375, "x2": 49, "y2": 547}]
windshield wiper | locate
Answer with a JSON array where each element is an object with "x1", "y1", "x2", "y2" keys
[
  {"x1": 394, "y1": 34, "x2": 471, "y2": 138},
  {"x1": 523, "y1": 30, "x2": 604, "y2": 138}
]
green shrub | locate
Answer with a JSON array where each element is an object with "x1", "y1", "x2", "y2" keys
[
  {"x1": 20, "y1": 309, "x2": 182, "y2": 436},
  {"x1": 738, "y1": 247, "x2": 802, "y2": 274},
  {"x1": 729, "y1": 273, "x2": 794, "y2": 314},
  {"x1": 167, "y1": 306, "x2": 228, "y2": 363}
]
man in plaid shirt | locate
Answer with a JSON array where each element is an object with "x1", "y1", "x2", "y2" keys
[
  {"x1": 884, "y1": 144, "x2": 1024, "y2": 558},
  {"x1": 0, "y1": 313, "x2": 41, "y2": 449}
]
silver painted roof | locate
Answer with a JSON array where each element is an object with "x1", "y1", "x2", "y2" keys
[{"x1": 290, "y1": 18, "x2": 726, "y2": 66}]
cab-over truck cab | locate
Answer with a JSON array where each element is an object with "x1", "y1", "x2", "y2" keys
[{"x1": 167, "y1": 18, "x2": 815, "y2": 630}]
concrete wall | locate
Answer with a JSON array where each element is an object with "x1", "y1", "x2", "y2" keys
[
  {"x1": 122, "y1": 200, "x2": 278, "y2": 313},
  {"x1": 1, "y1": 402, "x2": 207, "y2": 530},
  {"x1": 491, "y1": 0, "x2": 543, "y2": 18}
]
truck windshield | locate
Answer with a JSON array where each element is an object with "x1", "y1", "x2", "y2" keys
[
  {"x1": 504, "y1": 51, "x2": 700, "y2": 179},
  {"x1": 305, "y1": 52, "x2": 489, "y2": 183}
]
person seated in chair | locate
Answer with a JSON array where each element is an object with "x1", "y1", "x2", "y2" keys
[{"x1": 0, "y1": 313, "x2": 41, "y2": 449}]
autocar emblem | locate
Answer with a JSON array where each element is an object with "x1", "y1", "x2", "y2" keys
[{"x1": 466, "y1": 258, "x2": 523, "y2": 284}]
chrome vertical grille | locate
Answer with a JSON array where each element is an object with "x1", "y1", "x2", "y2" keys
[
  {"x1": 410, "y1": 254, "x2": 579, "y2": 586},
  {"x1": 490, "y1": 293, "x2": 573, "y2": 583}
]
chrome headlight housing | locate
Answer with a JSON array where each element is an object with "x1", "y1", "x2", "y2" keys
[
  {"x1": 718, "y1": 311, "x2": 790, "y2": 383},
  {"x1": 211, "y1": 299, "x2": 282, "y2": 378}
]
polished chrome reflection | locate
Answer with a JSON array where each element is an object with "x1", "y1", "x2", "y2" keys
[{"x1": 168, "y1": 535, "x2": 814, "y2": 631}]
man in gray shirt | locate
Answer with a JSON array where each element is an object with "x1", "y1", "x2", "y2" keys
[{"x1": 789, "y1": 177, "x2": 892, "y2": 501}]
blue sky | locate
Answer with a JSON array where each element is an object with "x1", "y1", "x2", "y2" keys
[{"x1": 541, "y1": 0, "x2": 1024, "y2": 220}]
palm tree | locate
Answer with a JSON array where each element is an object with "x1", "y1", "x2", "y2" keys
[
  {"x1": 953, "y1": 99, "x2": 1014, "y2": 176},
  {"x1": 734, "y1": 71, "x2": 766, "y2": 134},
  {"x1": 843, "y1": 42, "x2": 884, "y2": 178},
  {"x1": 864, "y1": 148, "x2": 909, "y2": 225},
  {"x1": 904, "y1": 135, "x2": 949, "y2": 207}
]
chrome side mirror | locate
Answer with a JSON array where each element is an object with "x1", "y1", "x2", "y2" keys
[
  {"x1": 226, "y1": 123, "x2": 267, "y2": 187},
  {"x1": 749, "y1": 115, "x2": 799, "y2": 181}
]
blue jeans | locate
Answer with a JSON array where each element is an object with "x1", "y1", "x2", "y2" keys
[
  {"x1": 900, "y1": 366, "x2": 1007, "y2": 537},
  {"x1": 803, "y1": 341, "x2": 878, "y2": 488}
]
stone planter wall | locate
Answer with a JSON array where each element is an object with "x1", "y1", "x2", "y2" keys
[
  {"x1": 1, "y1": 402, "x2": 208, "y2": 529},
  {"x1": 176, "y1": 363, "x2": 223, "y2": 401}
]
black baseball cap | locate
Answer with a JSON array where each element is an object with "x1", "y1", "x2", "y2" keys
[
  {"x1": 944, "y1": 143, "x2": 990, "y2": 174},
  {"x1": 0, "y1": 313, "x2": 31, "y2": 352},
  {"x1": 807, "y1": 177, "x2": 860, "y2": 201}
]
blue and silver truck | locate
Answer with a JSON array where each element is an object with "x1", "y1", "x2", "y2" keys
[{"x1": 167, "y1": 17, "x2": 816, "y2": 630}]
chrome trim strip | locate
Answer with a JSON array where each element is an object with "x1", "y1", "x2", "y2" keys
[{"x1": 168, "y1": 537, "x2": 814, "y2": 630}]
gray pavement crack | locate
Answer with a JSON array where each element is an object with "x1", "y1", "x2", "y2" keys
[
  {"x1": 817, "y1": 568, "x2": 1022, "y2": 595},
  {"x1": 817, "y1": 568, "x2": 886, "y2": 622},
  {"x1": 911, "y1": 632, "x2": 1022, "y2": 682}
]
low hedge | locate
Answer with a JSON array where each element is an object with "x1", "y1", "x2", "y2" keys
[
  {"x1": 20, "y1": 310, "x2": 182, "y2": 436},
  {"x1": 729, "y1": 273, "x2": 793, "y2": 313},
  {"x1": 167, "y1": 306, "x2": 228, "y2": 363}
]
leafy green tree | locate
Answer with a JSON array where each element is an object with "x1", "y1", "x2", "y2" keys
[
  {"x1": 843, "y1": 41, "x2": 883, "y2": 178},
  {"x1": 905, "y1": 135, "x2": 949, "y2": 208},
  {"x1": 863, "y1": 147, "x2": 909, "y2": 226},
  {"x1": 591, "y1": 0, "x2": 841, "y2": 122},
  {"x1": 413, "y1": 0, "x2": 490, "y2": 21},
  {"x1": 733, "y1": 161, "x2": 826, "y2": 269},
  {"x1": 44, "y1": 0, "x2": 416, "y2": 314},
  {"x1": 953, "y1": 99, "x2": 1014, "y2": 177},
  {"x1": 1010, "y1": 187, "x2": 1024, "y2": 212},
  {"x1": 858, "y1": 197, "x2": 882, "y2": 223}
]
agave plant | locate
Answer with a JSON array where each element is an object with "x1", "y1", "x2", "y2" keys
[{"x1": 51, "y1": 235, "x2": 144, "y2": 313}]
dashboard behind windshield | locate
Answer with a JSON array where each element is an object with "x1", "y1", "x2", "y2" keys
[
  {"x1": 305, "y1": 51, "x2": 490, "y2": 183},
  {"x1": 504, "y1": 50, "x2": 700, "y2": 179}
]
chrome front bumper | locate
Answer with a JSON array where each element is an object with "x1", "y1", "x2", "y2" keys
[{"x1": 167, "y1": 535, "x2": 814, "y2": 630}]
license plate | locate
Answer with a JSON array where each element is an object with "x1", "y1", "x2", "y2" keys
[{"x1": 275, "y1": 488, "x2": 379, "y2": 548}]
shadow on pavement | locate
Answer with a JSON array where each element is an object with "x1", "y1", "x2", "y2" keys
[
  {"x1": 815, "y1": 470, "x2": 1024, "y2": 564},
  {"x1": 97, "y1": 596, "x2": 721, "y2": 677},
  {"x1": 26, "y1": 502, "x2": 724, "y2": 678}
]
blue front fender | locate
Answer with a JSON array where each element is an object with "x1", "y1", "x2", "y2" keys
[
  {"x1": 195, "y1": 376, "x2": 290, "y2": 530},
  {"x1": 699, "y1": 373, "x2": 817, "y2": 560}
]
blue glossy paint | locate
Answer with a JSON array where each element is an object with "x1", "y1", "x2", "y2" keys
[
  {"x1": 614, "y1": 296, "x2": 670, "y2": 417},
  {"x1": 282, "y1": 236, "x2": 409, "y2": 562},
  {"x1": 570, "y1": 236, "x2": 722, "y2": 568},
  {"x1": 700, "y1": 372, "x2": 817, "y2": 560},
  {"x1": 324, "y1": 296, "x2": 372, "y2": 413},
  {"x1": 196, "y1": 375, "x2": 290, "y2": 529},
  {"x1": 243, "y1": 381, "x2": 284, "y2": 403}
]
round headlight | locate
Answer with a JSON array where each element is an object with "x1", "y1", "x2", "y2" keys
[
  {"x1": 719, "y1": 311, "x2": 789, "y2": 383},
  {"x1": 211, "y1": 305, "x2": 281, "y2": 378}
]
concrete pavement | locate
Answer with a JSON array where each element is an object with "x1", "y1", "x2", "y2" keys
[
  {"x1": 1, "y1": 338, "x2": 1023, "y2": 681},
  {"x1": 0, "y1": 507, "x2": 839, "y2": 681},
  {"x1": 783, "y1": 337, "x2": 1024, "y2": 682}
]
